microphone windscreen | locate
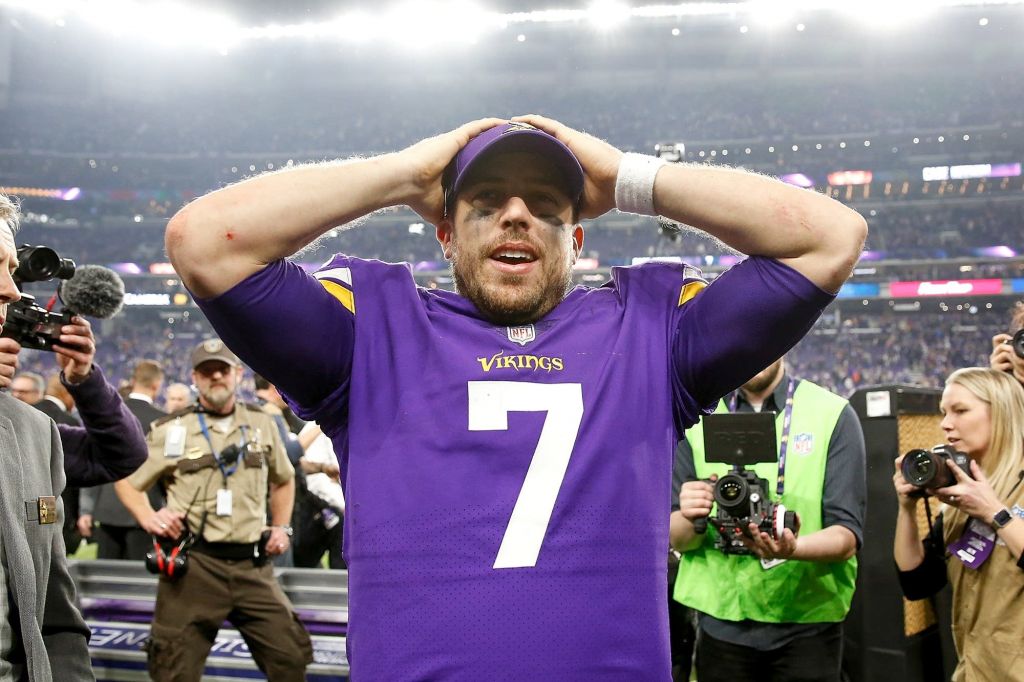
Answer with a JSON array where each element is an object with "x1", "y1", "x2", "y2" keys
[{"x1": 60, "y1": 265, "x2": 125, "y2": 319}]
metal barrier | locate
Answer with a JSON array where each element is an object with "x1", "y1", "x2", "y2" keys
[{"x1": 69, "y1": 560, "x2": 350, "y2": 681}]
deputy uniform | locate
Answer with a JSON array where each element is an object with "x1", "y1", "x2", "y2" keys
[{"x1": 125, "y1": 340, "x2": 312, "y2": 681}]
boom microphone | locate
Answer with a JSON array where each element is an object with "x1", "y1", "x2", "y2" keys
[{"x1": 60, "y1": 265, "x2": 126, "y2": 319}]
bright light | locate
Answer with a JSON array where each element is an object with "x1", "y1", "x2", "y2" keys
[
  {"x1": 4, "y1": 0, "x2": 1024, "y2": 51},
  {"x1": 838, "y1": 0, "x2": 939, "y2": 30},
  {"x1": 587, "y1": 1, "x2": 631, "y2": 30},
  {"x1": 748, "y1": 0, "x2": 795, "y2": 29}
]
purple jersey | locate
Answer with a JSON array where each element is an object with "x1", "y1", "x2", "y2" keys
[{"x1": 197, "y1": 255, "x2": 832, "y2": 680}]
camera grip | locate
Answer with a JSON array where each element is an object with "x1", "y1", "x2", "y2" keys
[{"x1": 693, "y1": 517, "x2": 708, "y2": 534}]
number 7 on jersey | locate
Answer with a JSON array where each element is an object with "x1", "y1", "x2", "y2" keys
[{"x1": 468, "y1": 381, "x2": 585, "y2": 569}]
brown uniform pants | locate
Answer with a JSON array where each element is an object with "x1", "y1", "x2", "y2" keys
[{"x1": 146, "y1": 551, "x2": 313, "y2": 681}]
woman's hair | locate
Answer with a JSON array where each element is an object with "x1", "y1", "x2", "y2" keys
[
  {"x1": 0, "y1": 193, "x2": 20, "y2": 235},
  {"x1": 946, "y1": 367, "x2": 1024, "y2": 509}
]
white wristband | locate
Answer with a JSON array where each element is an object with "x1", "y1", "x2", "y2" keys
[{"x1": 614, "y1": 153, "x2": 668, "y2": 216}]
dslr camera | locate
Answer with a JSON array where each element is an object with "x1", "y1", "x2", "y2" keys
[
  {"x1": 693, "y1": 412, "x2": 798, "y2": 555},
  {"x1": 900, "y1": 444, "x2": 972, "y2": 496},
  {"x1": 1006, "y1": 328, "x2": 1024, "y2": 360},
  {"x1": 1, "y1": 245, "x2": 76, "y2": 351}
]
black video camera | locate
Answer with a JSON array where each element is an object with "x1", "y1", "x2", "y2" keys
[
  {"x1": 693, "y1": 412, "x2": 798, "y2": 555},
  {"x1": 1, "y1": 245, "x2": 76, "y2": 351},
  {"x1": 900, "y1": 444, "x2": 973, "y2": 496}
]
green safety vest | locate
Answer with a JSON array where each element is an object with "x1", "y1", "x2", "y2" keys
[{"x1": 672, "y1": 379, "x2": 858, "y2": 623}]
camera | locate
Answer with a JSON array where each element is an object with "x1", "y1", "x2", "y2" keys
[
  {"x1": 693, "y1": 412, "x2": 798, "y2": 555},
  {"x1": 900, "y1": 444, "x2": 973, "y2": 495},
  {"x1": 1007, "y1": 328, "x2": 1024, "y2": 360},
  {"x1": 697, "y1": 469, "x2": 798, "y2": 555},
  {"x1": 1, "y1": 245, "x2": 76, "y2": 351}
]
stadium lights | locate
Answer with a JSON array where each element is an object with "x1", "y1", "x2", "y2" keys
[
  {"x1": 3, "y1": 0, "x2": 1024, "y2": 51},
  {"x1": 587, "y1": 1, "x2": 631, "y2": 30}
]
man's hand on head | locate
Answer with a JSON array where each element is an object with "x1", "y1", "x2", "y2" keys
[
  {"x1": 0, "y1": 337, "x2": 20, "y2": 389},
  {"x1": 511, "y1": 114, "x2": 624, "y2": 220},
  {"x1": 54, "y1": 316, "x2": 96, "y2": 385},
  {"x1": 398, "y1": 117, "x2": 506, "y2": 226}
]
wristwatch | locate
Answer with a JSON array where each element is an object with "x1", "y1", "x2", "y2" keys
[
  {"x1": 273, "y1": 525, "x2": 294, "y2": 537},
  {"x1": 990, "y1": 508, "x2": 1013, "y2": 531}
]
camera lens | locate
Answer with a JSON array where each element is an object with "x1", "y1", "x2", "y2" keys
[
  {"x1": 1012, "y1": 328, "x2": 1024, "y2": 360},
  {"x1": 714, "y1": 474, "x2": 750, "y2": 513},
  {"x1": 901, "y1": 450, "x2": 936, "y2": 487}
]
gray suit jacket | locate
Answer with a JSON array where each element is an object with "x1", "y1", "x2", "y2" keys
[{"x1": 0, "y1": 392, "x2": 94, "y2": 681}]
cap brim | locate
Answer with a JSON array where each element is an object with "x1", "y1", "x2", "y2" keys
[{"x1": 444, "y1": 125, "x2": 584, "y2": 217}]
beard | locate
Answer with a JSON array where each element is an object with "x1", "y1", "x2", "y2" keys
[
  {"x1": 200, "y1": 384, "x2": 235, "y2": 413},
  {"x1": 450, "y1": 240, "x2": 574, "y2": 326},
  {"x1": 741, "y1": 360, "x2": 784, "y2": 396}
]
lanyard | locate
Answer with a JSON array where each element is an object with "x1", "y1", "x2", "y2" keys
[
  {"x1": 728, "y1": 378, "x2": 797, "y2": 497},
  {"x1": 197, "y1": 413, "x2": 244, "y2": 480}
]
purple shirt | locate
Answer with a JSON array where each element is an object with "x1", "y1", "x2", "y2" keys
[{"x1": 197, "y1": 255, "x2": 832, "y2": 680}]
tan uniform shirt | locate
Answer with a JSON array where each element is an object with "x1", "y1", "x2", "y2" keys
[
  {"x1": 128, "y1": 403, "x2": 294, "y2": 544},
  {"x1": 943, "y1": 484, "x2": 1024, "y2": 682}
]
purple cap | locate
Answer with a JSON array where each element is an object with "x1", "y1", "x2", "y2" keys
[{"x1": 442, "y1": 122, "x2": 584, "y2": 217}]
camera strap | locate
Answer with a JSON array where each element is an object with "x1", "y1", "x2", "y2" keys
[{"x1": 728, "y1": 378, "x2": 797, "y2": 497}]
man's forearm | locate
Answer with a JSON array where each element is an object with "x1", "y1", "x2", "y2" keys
[
  {"x1": 167, "y1": 155, "x2": 411, "y2": 298},
  {"x1": 791, "y1": 525, "x2": 858, "y2": 562},
  {"x1": 62, "y1": 364, "x2": 148, "y2": 486},
  {"x1": 269, "y1": 478, "x2": 295, "y2": 527},
  {"x1": 114, "y1": 479, "x2": 155, "y2": 525},
  {"x1": 653, "y1": 163, "x2": 867, "y2": 292}
]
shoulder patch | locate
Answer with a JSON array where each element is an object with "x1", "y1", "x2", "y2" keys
[
  {"x1": 314, "y1": 266, "x2": 355, "y2": 314},
  {"x1": 678, "y1": 280, "x2": 707, "y2": 307}
]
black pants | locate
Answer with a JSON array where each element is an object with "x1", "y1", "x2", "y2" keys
[
  {"x1": 95, "y1": 524, "x2": 153, "y2": 561},
  {"x1": 696, "y1": 623, "x2": 843, "y2": 682},
  {"x1": 293, "y1": 507, "x2": 345, "y2": 569}
]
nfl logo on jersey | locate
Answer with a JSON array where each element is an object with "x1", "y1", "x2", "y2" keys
[
  {"x1": 507, "y1": 325, "x2": 536, "y2": 346},
  {"x1": 793, "y1": 433, "x2": 814, "y2": 455}
]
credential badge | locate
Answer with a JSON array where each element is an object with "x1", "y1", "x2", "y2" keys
[
  {"x1": 38, "y1": 496, "x2": 58, "y2": 524},
  {"x1": 507, "y1": 325, "x2": 536, "y2": 347}
]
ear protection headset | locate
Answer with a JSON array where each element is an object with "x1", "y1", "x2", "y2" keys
[{"x1": 145, "y1": 532, "x2": 195, "y2": 581}]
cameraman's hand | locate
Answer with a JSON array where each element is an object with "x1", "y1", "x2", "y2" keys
[
  {"x1": 742, "y1": 515, "x2": 799, "y2": 561},
  {"x1": 142, "y1": 508, "x2": 186, "y2": 539},
  {"x1": 933, "y1": 458, "x2": 1004, "y2": 522},
  {"x1": 678, "y1": 477, "x2": 715, "y2": 522},
  {"x1": 991, "y1": 333, "x2": 1014, "y2": 372},
  {"x1": 0, "y1": 337, "x2": 20, "y2": 389},
  {"x1": 991, "y1": 332, "x2": 1024, "y2": 385},
  {"x1": 53, "y1": 316, "x2": 95, "y2": 384},
  {"x1": 892, "y1": 454, "x2": 920, "y2": 510}
]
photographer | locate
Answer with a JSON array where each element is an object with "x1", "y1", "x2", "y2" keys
[
  {"x1": 670, "y1": 358, "x2": 865, "y2": 682},
  {"x1": 0, "y1": 319, "x2": 148, "y2": 488},
  {"x1": 893, "y1": 367, "x2": 1024, "y2": 682},
  {"x1": 990, "y1": 301, "x2": 1024, "y2": 386},
  {"x1": 0, "y1": 192, "x2": 93, "y2": 679}
]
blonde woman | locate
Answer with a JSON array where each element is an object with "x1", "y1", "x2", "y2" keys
[{"x1": 893, "y1": 367, "x2": 1024, "y2": 681}]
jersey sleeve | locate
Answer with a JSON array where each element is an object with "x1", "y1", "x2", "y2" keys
[
  {"x1": 672, "y1": 256, "x2": 835, "y2": 422},
  {"x1": 193, "y1": 256, "x2": 356, "y2": 423}
]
